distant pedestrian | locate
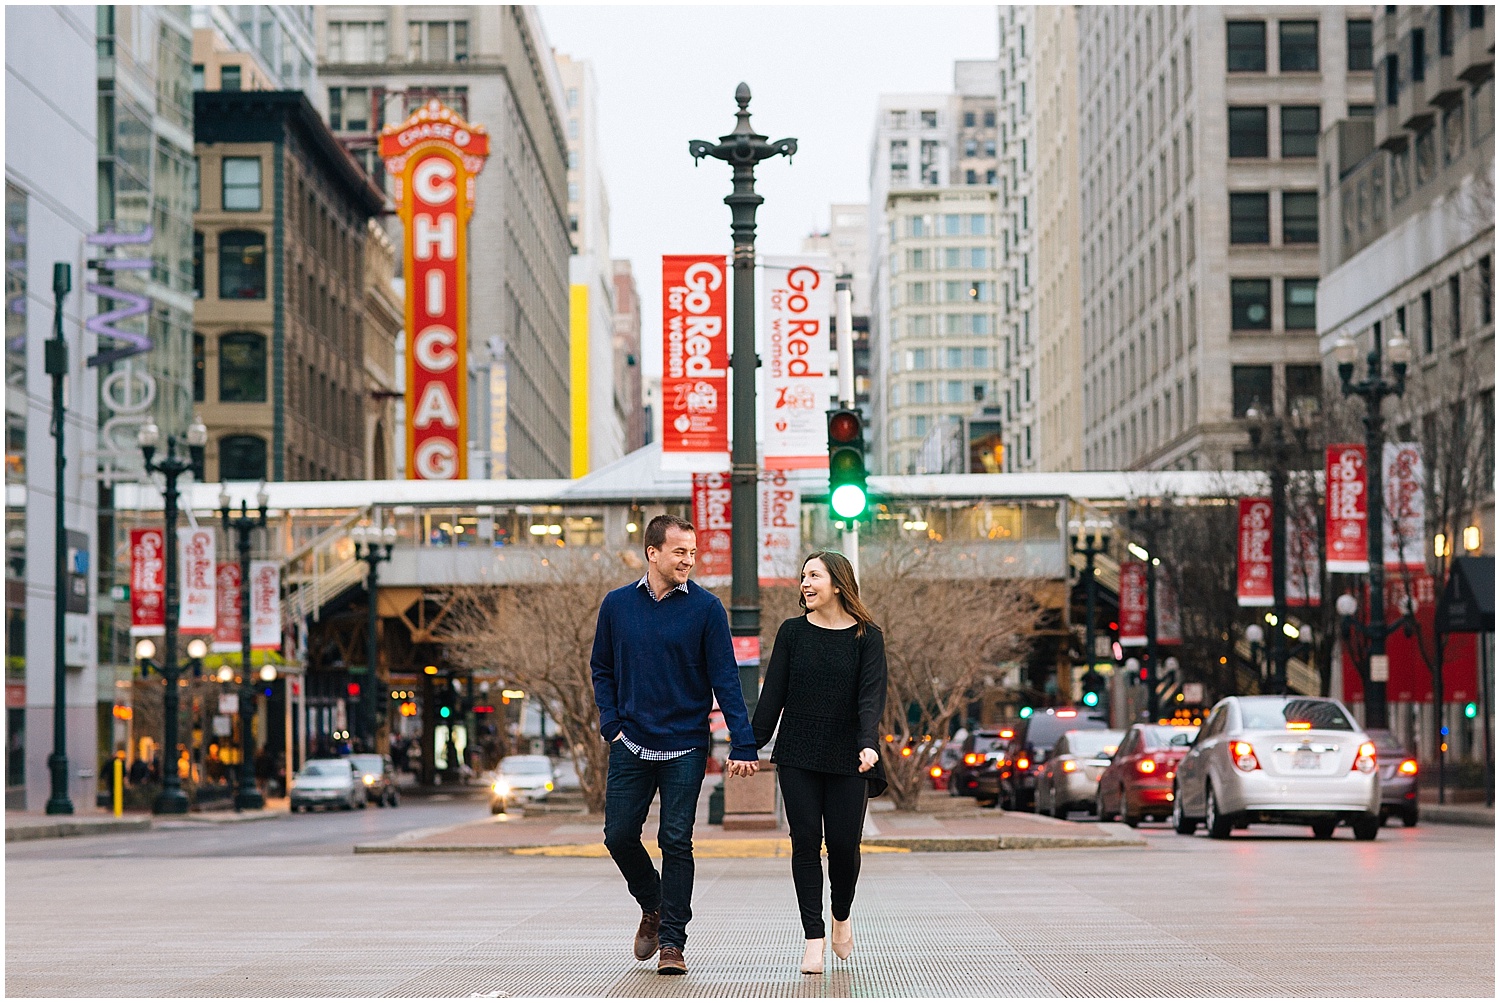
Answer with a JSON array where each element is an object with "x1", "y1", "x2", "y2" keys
[
  {"x1": 752, "y1": 551, "x2": 887, "y2": 975},
  {"x1": 128, "y1": 757, "x2": 149, "y2": 787},
  {"x1": 590, "y1": 514, "x2": 760, "y2": 976}
]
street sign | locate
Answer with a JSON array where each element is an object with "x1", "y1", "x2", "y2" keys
[{"x1": 1441, "y1": 556, "x2": 1495, "y2": 633}]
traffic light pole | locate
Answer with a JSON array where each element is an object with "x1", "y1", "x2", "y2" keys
[{"x1": 836, "y1": 281, "x2": 858, "y2": 578}]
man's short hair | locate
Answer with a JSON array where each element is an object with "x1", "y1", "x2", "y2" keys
[{"x1": 644, "y1": 513, "x2": 695, "y2": 554}]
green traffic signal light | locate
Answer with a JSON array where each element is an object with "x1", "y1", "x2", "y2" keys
[
  {"x1": 831, "y1": 484, "x2": 868, "y2": 519},
  {"x1": 1082, "y1": 691, "x2": 1100, "y2": 708},
  {"x1": 439, "y1": 706, "x2": 451, "y2": 719},
  {"x1": 1465, "y1": 702, "x2": 1478, "y2": 719},
  {"x1": 827, "y1": 408, "x2": 869, "y2": 520},
  {"x1": 1019, "y1": 706, "x2": 1033, "y2": 719}
]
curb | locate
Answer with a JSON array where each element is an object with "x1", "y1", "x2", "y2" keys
[
  {"x1": 353, "y1": 832, "x2": 1148, "y2": 856},
  {"x1": 5, "y1": 818, "x2": 152, "y2": 843},
  {"x1": 1417, "y1": 804, "x2": 1494, "y2": 827},
  {"x1": 158, "y1": 809, "x2": 287, "y2": 827}
]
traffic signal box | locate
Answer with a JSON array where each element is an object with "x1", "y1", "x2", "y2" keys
[
  {"x1": 827, "y1": 408, "x2": 869, "y2": 521},
  {"x1": 1080, "y1": 669, "x2": 1106, "y2": 709}
]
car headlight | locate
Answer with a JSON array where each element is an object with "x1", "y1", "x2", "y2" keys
[
  {"x1": 545, "y1": 782, "x2": 554, "y2": 791},
  {"x1": 492, "y1": 781, "x2": 509, "y2": 795},
  {"x1": 363, "y1": 775, "x2": 376, "y2": 785}
]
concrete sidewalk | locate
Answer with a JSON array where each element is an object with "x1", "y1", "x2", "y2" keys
[
  {"x1": 6, "y1": 797, "x2": 289, "y2": 842},
  {"x1": 354, "y1": 798, "x2": 1147, "y2": 855}
]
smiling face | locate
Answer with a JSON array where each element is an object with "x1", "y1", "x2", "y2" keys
[
  {"x1": 647, "y1": 526, "x2": 697, "y2": 587},
  {"x1": 801, "y1": 557, "x2": 842, "y2": 614}
]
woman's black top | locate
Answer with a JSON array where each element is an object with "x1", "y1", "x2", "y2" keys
[{"x1": 752, "y1": 615, "x2": 888, "y2": 796}]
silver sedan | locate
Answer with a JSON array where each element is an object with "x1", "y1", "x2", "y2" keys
[{"x1": 1171, "y1": 695, "x2": 1380, "y2": 840}]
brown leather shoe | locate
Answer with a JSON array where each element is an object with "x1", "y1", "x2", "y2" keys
[
  {"x1": 657, "y1": 945, "x2": 687, "y2": 975},
  {"x1": 633, "y1": 911, "x2": 660, "y2": 960}
]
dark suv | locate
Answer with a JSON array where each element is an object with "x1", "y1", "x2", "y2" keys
[
  {"x1": 979, "y1": 708, "x2": 1109, "y2": 811},
  {"x1": 948, "y1": 728, "x2": 1012, "y2": 803}
]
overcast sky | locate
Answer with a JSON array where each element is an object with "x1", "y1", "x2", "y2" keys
[{"x1": 537, "y1": 4, "x2": 999, "y2": 378}]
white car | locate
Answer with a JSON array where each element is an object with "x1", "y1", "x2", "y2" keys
[
  {"x1": 290, "y1": 758, "x2": 368, "y2": 812},
  {"x1": 490, "y1": 755, "x2": 555, "y2": 813},
  {"x1": 1172, "y1": 695, "x2": 1380, "y2": 840}
]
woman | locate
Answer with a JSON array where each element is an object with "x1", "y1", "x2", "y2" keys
[{"x1": 752, "y1": 551, "x2": 887, "y2": 975}]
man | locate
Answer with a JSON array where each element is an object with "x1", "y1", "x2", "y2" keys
[{"x1": 591, "y1": 513, "x2": 759, "y2": 975}]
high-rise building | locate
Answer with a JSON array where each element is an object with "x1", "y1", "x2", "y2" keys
[
  {"x1": 192, "y1": 91, "x2": 387, "y2": 483},
  {"x1": 5, "y1": 5, "x2": 99, "y2": 811},
  {"x1": 1078, "y1": 7, "x2": 1374, "y2": 471},
  {"x1": 556, "y1": 52, "x2": 622, "y2": 476},
  {"x1": 611, "y1": 259, "x2": 646, "y2": 453},
  {"x1": 997, "y1": 9, "x2": 1038, "y2": 471},
  {"x1": 191, "y1": 5, "x2": 318, "y2": 95},
  {"x1": 1035, "y1": 5, "x2": 1084, "y2": 472},
  {"x1": 869, "y1": 62, "x2": 1002, "y2": 474},
  {"x1": 1319, "y1": 5, "x2": 1494, "y2": 533},
  {"x1": 317, "y1": 7, "x2": 573, "y2": 479}
]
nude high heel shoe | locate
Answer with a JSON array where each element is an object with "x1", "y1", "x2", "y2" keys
[
  {"x1": 800, "y1": 938, "x2": 825, "y2": 974},
  {"x1": 831, "y1": 917, "x2": 854, "y2": 960}
]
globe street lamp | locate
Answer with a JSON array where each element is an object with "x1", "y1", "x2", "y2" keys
[
  {"x1": 220, "y1": 485, "x2": 269, "y2": 810},
  {"x1": 139, "y1": 416, "x2": 207, "y2": 813},
  {"x1": 1244, "y1": 403, "x2": 1312, "y2": 694},
  {"x1": 351, "y1": 523, "x2": 397, "y2": 752},
  {"x1": 1070, "y1": 517, "x2": 1113, "y2": 706},
  {"x1": 1333, "y1": 328, "x2": 1412, "y2": 729},
  {"x1": 689, "y1": 83, "x2": 796, "y2": 714}
]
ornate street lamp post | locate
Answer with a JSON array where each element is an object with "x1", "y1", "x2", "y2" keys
[
  {"x1": 220, "y1": 486, "x2": 268, "y2": 810},
  {"x1": 1069, "y1": 517, "x2": 1113, "y2": 693},
  {"x1": 138, "y1": 416, "x2": 207, "y2": 814},
  {"x1": 45, "y1": 263, "x2": 73, "y2": 815},
  {"x1": 1126, "y1": 498, "x2": 1171, "y2": 723},
  {"x1": 1244, "y1": 403, "x2": 1312, "y2": 694},
  {"x1": 688, "y1": 84, "x2": 796, "y2": 713},
  {"x1": 351, "y1": 523, "x2": 397, "y2": 753},
  {"x1": 1333, "y1": 328, "x2": 1413, "y2": 729}
]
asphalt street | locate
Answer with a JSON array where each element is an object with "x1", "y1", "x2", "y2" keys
[{"x1": 5, "y1": 805, "x2": 1494, "y2": 998}]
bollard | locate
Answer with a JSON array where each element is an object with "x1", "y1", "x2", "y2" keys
[{"x1": 113, "y1": 758, "x2": 123, "y2": 817}]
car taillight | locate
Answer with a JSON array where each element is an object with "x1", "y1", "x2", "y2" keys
[
  {"x1": 1353, "y1": 741, "x2": 1377, "y2": 774},
  {"x1": 930, "y1": 766, "x2": 943, "y2": 778},
  {"x1": 1230, "y1": 741, "x2": 1260, "y2": 772},
  {"x1": 1016, "y1": 756, "x2": 1030, "y2": 770},
  {"x1": 1398, "y1": 759, "x2": 1418, "y2": 776},
  {"x1": 963, "y1": 753, "x2": 982, "y2": 766},
  {"x1": 1061, "y1": 760, "x2": 1078, "y2": 773},
  {"x1": 1136, "y1": 758, "x2": 1158, "y2": 775}
]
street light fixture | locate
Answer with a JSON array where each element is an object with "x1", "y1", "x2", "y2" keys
[
  {"x1": 44, "y1": 262, "x2": 73, "y2": 815},
  {"x1": 220, "y1": 483, "x2": 269, "y2": 810},
  {"x1": 1334, "y1": 326, "x2": 1412, "y2": 729},
  {"x1": 1243, "y1": 401, "x2": 1312, "y2": 695},
  {"x1": 1070, "y1": 517, "x2": 1113, "y2": 712},
  {"x1": 139, "y1": 416, "x2": 206, "y2": 814},
  {"x1": 688, "y1": 83, "x2": 797, "y2": 716},
  {"x1": 1125, "y1": 498, "x2": 1171, "y2": 722},
  {"x1": 352, "y1": 521, "x2": 398, "y2": 753}
]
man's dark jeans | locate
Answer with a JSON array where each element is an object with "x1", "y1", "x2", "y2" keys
[{"x1": 602, "y1": 740, "x2": 708, "y2": 951}]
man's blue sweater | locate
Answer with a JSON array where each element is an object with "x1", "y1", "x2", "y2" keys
[{"x1": 591, "y1": 579, "x2": 758, "y2": 761}]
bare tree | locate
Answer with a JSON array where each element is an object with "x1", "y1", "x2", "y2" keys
[
  {"x1": 851, "y1": 543, "x2": 1042, "y2": 810},
  {"x1": 1153, "y1": 495, "x2": 1249, "y2": 700},
  {"x1": 447, "y1": 554, "x2": 643, "y2": 814}
]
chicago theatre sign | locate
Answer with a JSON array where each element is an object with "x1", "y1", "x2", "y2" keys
[{"x1": 380, "y1": 100, "x2": 490, "y2": 480}]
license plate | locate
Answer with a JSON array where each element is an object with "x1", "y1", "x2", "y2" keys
[{"x1": 1293, "y1": 750, "x2": 1320, "y2": 769}]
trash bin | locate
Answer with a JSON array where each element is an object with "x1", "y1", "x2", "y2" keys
[{"x1": 708, "y1": 781, "x2": 725, "y2": 825}]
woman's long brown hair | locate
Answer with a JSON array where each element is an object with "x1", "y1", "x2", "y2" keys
[{"x1": 800, "y1": 550, "x2": 879, "y2": 638}]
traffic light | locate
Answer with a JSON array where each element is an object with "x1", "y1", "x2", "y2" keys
[
  {"x1": 826, "y1": 408, "x2": 868, "y2": 520},
  {"x1": 1465, "y1": 702, "x2": 1479, "y2": 719},
  {"x1": 1018, "y1": 706, "x2": 1034, "y2": 719},
  {"x1": 1080, "y1": 669, "x2": 1105, "y2": 708}
]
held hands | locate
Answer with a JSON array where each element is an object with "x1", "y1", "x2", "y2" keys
[
  {"x1": 725, "y1": 758, "x2": 760, "y2": 778},
  {"x1": 858, "y1": 748, "x2": 878, "y2": 773}
]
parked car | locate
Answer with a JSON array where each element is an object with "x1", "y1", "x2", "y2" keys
[
  {"x1": 1365, "y1": 728, "x2": 1420, "y2": 826},
  {"x1": 490, "y1": 754, "x2": 556, "y2": 814},
  {"x1": 347, "y1": 753, "x2": 400, "y2": 807},
  {"x1": 1172, "y1": 695, "x2": 1380, "y2": 840},
  {"x1": 929, "y1": 741, "x2": 963, "y2": 790},
  {"x1": 1096, "y1": 724, "x2": 1198, "y2": 826},
  {"x1": 552, "y1": 757, "x2": 581, "y2": 792},
  {"x1": 1035, "y1": 729, "x2": 1124, "y2": 819},
  {"x1": 950, "y1": 728, "x2": 1012, "y2": 804},
  {"x1": 290, "y1": 758, "x2": 367, "y2": 812},
  {"x1": 983, "y1": 708, "x2": 1110, "y2": 811}
]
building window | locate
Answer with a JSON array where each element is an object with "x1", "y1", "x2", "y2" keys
[
  {"x1": 1286, "y1": 364, "x2": 1322, "y2": 415},
  {"x1": 218, "y1": 332, "x2": 267, "y2": 402},
  {"x1": 1231, "y1": 279, "x2": 1272, "y2": 329},
  {"x1": 1421, "y1": 288, "x2": 1435, "y2": 352},
  {"x1": 1480, "y1": 255, "x2": 1493, "y2": 325},
  {"x1": 1279, "y1": 20, "x2": 1320, "y2": 72},
  {"x1": 567, "y1": 87, "x2": 579, "y2": 110},
  {"x1": 1472, "y1": 6, "x2": 1487, "y2": 29},
  {"x1": 1439, "y1": 6, "x2": 1455, "y2": 57},
  {"x1": 1229, "y1": 192, "x2": 1270, "y2": 243},
  {"x1": 1228, "y1": 106, "x2": 1268, "y2": 157},
  {"x1": 1349, "y1": 104, "x2": 1374, "y2": 118},
  {"x1": 345, "y1": 87, "x2": 369, "y2": 132},
  {"x1": 218, "y1": 230, "x2": 266, "y2": 299},
  {"x1": 193, "y1": 333, "x2": 205, "y2": 402},
  {"x1": 1411, "y1": 28, "x2": 1426, "y2": 82},
  {"x1": 191, "y1": 63, "x2": 205, "y2": 90},
  {"x1": 1449, "y1": 273, "x2": 1462, "y2": 340},
  {"x1": 192, "y1": 230, "x2": 204, "y2": 297},
  {"x1": 920, "y1": 109, "x2": 938, "y2": 128},
  {"x1": 567, "y1": 181, "x2": 579, "y2": 202},
  {"x1": 1282, "y1": 191, "x2": 1319, "y2": 243},
  {"x1": 1284, "y1": 279, "x2": 1317, "y2": 329},
  {"x1": 1232, "y1": 365, "x2": 1274, "y2": 417},
  {"x1": 1280, "y1": 106, "x2": 1321, "y2": 157},
  {"x1": 409, "y1": 20, "x2": 469, "y2": 62},
  {"x1": 1347, "y1": 19, "x2": 1373, "y2": 71},
  {"x1": 1226, "y1": 21, "x2": 1267, "y2": 71},
  {"x1": 220, "y1": 64, "x2": 241, "y2": 91},
  {"x1": 222, "y1": 157, "x2": 261, "y2": 211},
  {"x1": 1384, "y1": 54, "x2": 1400, "y2": 106},
  {"x1": 404, "y1": 86, "x2": 468, "y2": 120},
  {"x1": 219, "y1": 435, "x2": 267, "y2": 481},
  {"x1": 327, "y1": 20, "x2": 388, "y2": 63}
]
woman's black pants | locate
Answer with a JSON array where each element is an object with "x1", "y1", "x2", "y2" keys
[{"x1": 777, "y1": 764, "x2": 869, "y2": 940}]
